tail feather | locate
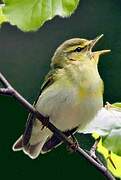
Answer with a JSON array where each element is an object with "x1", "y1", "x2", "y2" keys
[
  {"x1": 13, "y1": 135, "x2": 23, "y2": 151},
  {"x1": 23, "y1": 140, "x2": 47, "y2": 159},
  {"x1": 13, "y1": 119, "x2": 52, "y2": 159},
  {"x1": 13, "y1": 125, "x2": 78, "y2": 158}
]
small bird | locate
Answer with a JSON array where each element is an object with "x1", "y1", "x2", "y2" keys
[{"x1": 13, "y1": 34, "x2": 110, "y2": 159}]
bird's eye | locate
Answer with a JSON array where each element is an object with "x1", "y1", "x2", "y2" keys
[{"x1": 74, "y1": 47, "x2": 83, "y2": 52}]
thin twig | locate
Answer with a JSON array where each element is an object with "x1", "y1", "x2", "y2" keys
[
  {"x1": 0, "y1": 72, "x2": 115, "y2": 180},
  {"x1": 88, "y1": 137, "x2": 103, "y2": 165},
  {"x1": 90, "y1": 137, "x2": 101, "y2": 158}
]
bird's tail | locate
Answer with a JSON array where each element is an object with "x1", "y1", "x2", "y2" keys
[{"x1": 13, "y1": 118, "x2": 52, "y2": 159}]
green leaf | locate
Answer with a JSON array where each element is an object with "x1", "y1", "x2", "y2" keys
[
  {"x1": 95, "y1": 138, "x2": 121, "y2": 178},
  {"x1": 0, "y1": 5, "x2": 8, "y2": 24},
  {"x1": 78, "y1": 102, "x2": 121, "y2": 177},
  {"x1": 112, "y1": 102, "x2": 121, "y2": 108},
  {"x1": 78, "y1": 102, "x2": 121, "y2": 155},
  {"x1": 79, "y1": 103, "x2": 121, "y2": 136},
  {"x1": 2, "y1": 0, "x2": 80, "y2": 31},
  {"x1": 103, "y1": 129, "x2": 121, "y2": 156}
]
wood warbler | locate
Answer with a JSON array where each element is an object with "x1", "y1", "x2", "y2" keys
[{"x1": 13, "y1": 34, "x2": 110, "y2": 159}]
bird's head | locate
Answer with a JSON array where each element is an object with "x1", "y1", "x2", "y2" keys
[{"x1": 51, "y1": 34, "x2": 110, "y2": 68}]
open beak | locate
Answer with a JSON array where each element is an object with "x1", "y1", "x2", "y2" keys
[
  {"x1": 93, "y1": 49, "x2": 111, "y2": 56},
  {"x1": 88, "y1": 34, "x2": 111, "y2": 56}
]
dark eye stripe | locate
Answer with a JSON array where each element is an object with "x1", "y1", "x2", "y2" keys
[{"x1": 74, "y1": 47, "x2": 83, "y2": 52}]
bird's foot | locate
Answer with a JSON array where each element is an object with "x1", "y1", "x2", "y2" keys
[
  {"x1": 68, "y1": 134, "x2": 79, "y2": 153},
  {"x1": 41, "y1": 117, "x2": 49, "y2": 130}
]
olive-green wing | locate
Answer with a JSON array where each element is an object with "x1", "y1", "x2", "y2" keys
[
  {"x1": 23, "y1": 70, "x2": 56, "y2": 146},
  {"x1": 36, "y1": 70, "x2": 56, "y2": 103}
]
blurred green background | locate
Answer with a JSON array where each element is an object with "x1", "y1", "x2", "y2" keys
[{"x1": 0, "y1": 0, "x2": 121, "y2": 179}]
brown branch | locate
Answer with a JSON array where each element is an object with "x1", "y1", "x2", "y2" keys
[{"x1": 0, "y1": 72, "x2": 115, "y2": 180}]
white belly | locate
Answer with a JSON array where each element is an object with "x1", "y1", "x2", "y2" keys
[{"x1": 36, "y1": 83, "x2": 103, "y2": 131}]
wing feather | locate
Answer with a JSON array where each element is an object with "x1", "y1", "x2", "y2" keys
[{"x1": 23, "y1": 70, "x2": 56, "y2": 145}]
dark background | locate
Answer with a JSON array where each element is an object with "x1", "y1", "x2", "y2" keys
[{"x1": 0, "y1": 0, "x2": 121, "y2": 179}]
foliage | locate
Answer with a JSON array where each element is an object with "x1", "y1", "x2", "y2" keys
[
  {"x1": 0, "y1": 1, "x2": 119, "y2": 179},
  {"x1": 0, "y1": 5, "x2": 7, "y2": 24},
  {"x1": 0, "y1": 0, "x2": 79, "y2": 31},
  {"x1": 79, "y1": 102, "x2": 121, "y2": 178}
]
